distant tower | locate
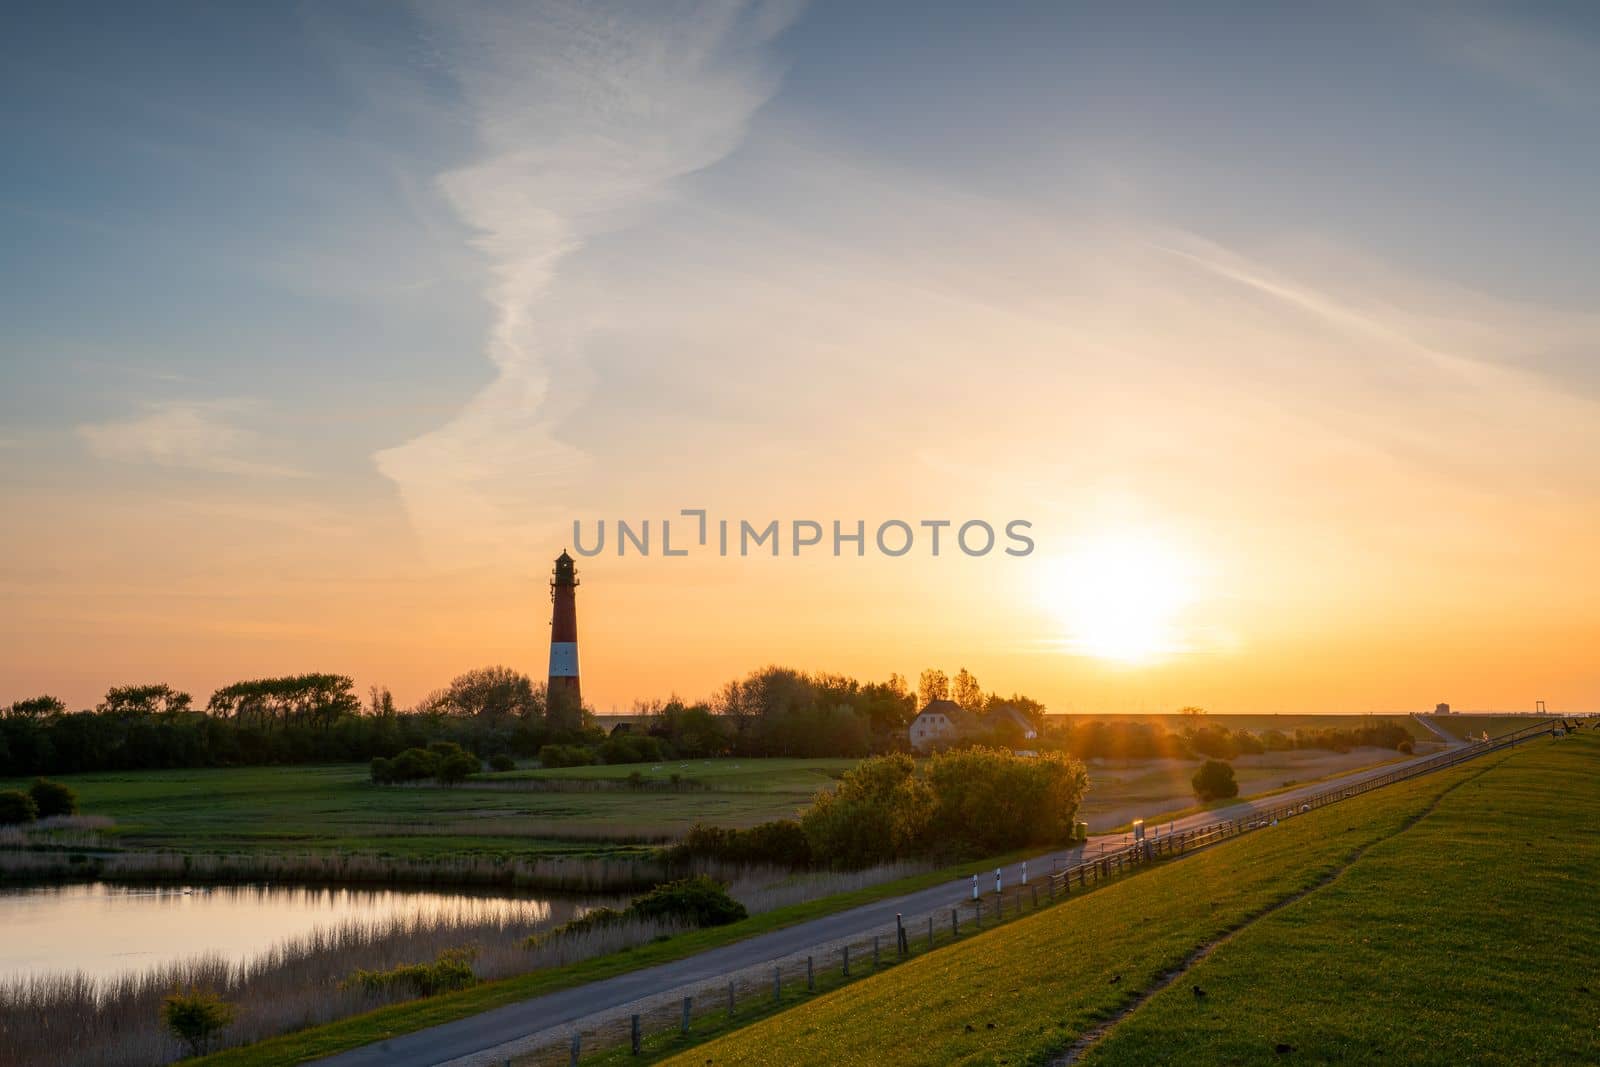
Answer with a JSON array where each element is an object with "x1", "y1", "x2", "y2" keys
[{"x1": 548, "y1": 550, "x2": 582, "y2": 732}]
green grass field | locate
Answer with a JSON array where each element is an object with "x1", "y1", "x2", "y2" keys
[
  {"x1": 7, "y1": 746, "x2": 1412, "y2": 861},
  {"x1": 1049, "y1": 712, "x2": 1436, "y2": 741},
  {"x1": 662, "y1": 735, "x2": 1597, "y2": 1066},
  {"x1": 0, "y1": 759, "x2": 855, "y2": 859}
]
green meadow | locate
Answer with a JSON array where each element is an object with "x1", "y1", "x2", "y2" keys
[{"x1": 0, "y1": 759, "x2": 855, "y2": 860}]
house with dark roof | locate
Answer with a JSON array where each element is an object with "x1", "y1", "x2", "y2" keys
[
  {"x1": 908, "y1": 699, "x2": 1042, "y2": 752},
  {"x1": 908, "y1": 699, "x2": 982, "y2": 752}
]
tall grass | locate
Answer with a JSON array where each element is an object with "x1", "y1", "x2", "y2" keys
[
  {"x1": 725, "y1": 860, "x2": 938, "y2": 914},
  {"x1": 0, "y1": 900, "x2": 689, "y2": 1066},
  {"x1": 0, "y1": 848, "x2": 675, "y2": 892}
]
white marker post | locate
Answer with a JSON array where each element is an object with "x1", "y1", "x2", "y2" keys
[
  {"x1": 1021, "y1": 860, "x2": 1028, "y2": 884},
  {"x1": 994, "y1": 867, "x2": 1002, "y2": 895},
  {"x1": 971, "y1": 874, "x2": 978, "y2": 900}
]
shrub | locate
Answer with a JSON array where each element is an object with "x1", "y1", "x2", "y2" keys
[
  {"x1": 160, "y1": 987, "x2": 236, "y2": 1057},
  {"x1": 1398, "y1": 740, "x2": 1414, "y2": 755},
  {"x1": 1192, "y1": 759, "x2": 1239, "y2": 801},
  {"x1": 488, "y1": 753, "x2": 516, "y2": 772},
  {"x1": 343, "y1": 946, "x2": 477, "y2": 998},
  {"x1": 538, "y1": 743, "x2": 594, "y2": 768},
  {"x1": 629, "y1": 876, "x2": 747, "y2": 927},
  {"x1": 369, "y1": 756, "x2": 394, "y2": 784},
  {"x1": 435, "y1": 750, "x2": 481, "y2": 786},
  {"x1": 600, "y1": 732, "x2": 666, "y2": 765},
  {"x1": 0, "y1": 790, "x2": 38, "y2": 825},
  {"x1": 388, "y1": 747, "x2": 439, "y2": 782},
  {"x1": 28, "y1": 778, "x2": 77, "y2": 818}
]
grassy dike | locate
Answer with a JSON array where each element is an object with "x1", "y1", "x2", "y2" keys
[
  {"x1": 658, "y1": 739, "x2": 1585, "y2": 1066},
  {"x1": 1082, "y1": 732, "x2": 1600, "y2": 1066},
  {"x1": 189, "y1": 849, "x2": 1038, "y2": 1066}
]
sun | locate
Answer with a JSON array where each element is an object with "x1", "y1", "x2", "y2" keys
[{"x1": 1038, "y1": 530, "x2": 1198, "y2": 664}]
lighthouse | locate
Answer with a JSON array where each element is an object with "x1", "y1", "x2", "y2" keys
[{"x1": 547, "y1": 550, "x2": 582, "y2": 733}]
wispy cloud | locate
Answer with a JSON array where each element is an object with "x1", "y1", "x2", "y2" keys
[
  {"x1": 374, "y1": 0, "x2": 800, "y2": 563},
  {"x1": 77, "y1": 400, "x2": 305, "y2": 479}
]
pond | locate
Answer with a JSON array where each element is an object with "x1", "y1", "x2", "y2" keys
[{"x1": 0, "y1": 882, "x2": 609, "y2": 983}]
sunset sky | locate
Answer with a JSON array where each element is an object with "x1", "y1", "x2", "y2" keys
[{"x1": 3, "y1": 2, "x2": 1598, "y2": 715}]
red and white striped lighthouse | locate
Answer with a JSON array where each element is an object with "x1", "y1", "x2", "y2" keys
[{"x1": 547, "y1": 550, "x2": 582, "y2": 731}]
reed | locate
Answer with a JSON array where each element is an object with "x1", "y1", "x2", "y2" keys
[
  {"x1": 0, "y1": 847, "x2": 675, "y2": 892},
  {"x1": 0, "y1": 900, "x2": 689, "y2": 1066}
]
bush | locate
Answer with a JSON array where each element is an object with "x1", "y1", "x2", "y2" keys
[
  {"x1": 160, "y1": 987, "x2": 236, "y2": 1057},
  {"x1": 388, "y1": 747, "x2": 439, "y2": 782},
  {"x1": 488, "y1": 753, "x2": 516, "y2": 772},
  {"x1": 28, "y1": 778, "x2": 76, "y2": 818},
  {"x1": 0, "y1": 790, "x2": 38, "y2": 825},
  {"x1": 1398, "y1": 740, "x2": 1414, "y2": 755},
  {"x1": 369, "y1": 756, "x2": 394, "y2": 785},
  {"x1": 435, "y1": 750, "x2": 481, "y2": 786},
  {"x1": 344, "y1": 946, "x2": 477, "y2": 998},
  {"x1": 1192, "y1": 759, "x2": 1239, "y2": 801},
  {"x1": 538, "y1": 743, "x2": 594, "y2": 768},
  {"x1": 600, "y1": 733, "x2": 666, "y2": 765},
  {"x1": 629, "y1": 876, "x2": 747, "y2": 928},
  {"x1": 799, "y1": 748, "x2": 1089, "y2": 869}
]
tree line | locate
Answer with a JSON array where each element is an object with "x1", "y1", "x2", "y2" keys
[{"x1": 1, "y1": 663, "x2": 1417, "y2": 778}]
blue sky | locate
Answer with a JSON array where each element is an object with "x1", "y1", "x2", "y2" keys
[{"x1": 3, "y1": 2, "x2": 1598, "y2": 713}]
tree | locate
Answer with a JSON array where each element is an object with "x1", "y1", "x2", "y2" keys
[
  {"x1": 29, "y1": 778, "x2": 77, "y2": 818},
  {"x1": 367, "y1": 685, "x2": 396, "y2": 717},
  {"x1": 160, "y1": 987, "x2": 236, "y2": 1057},
  {"x1": 986, "y1": 692, "x2": 1048, "y2": 732},
  {"x1": 5, "y1": 695, "x2": 65, "y2": 720},
  {"x1": 952, "y1": 668, "x2": 985, "y2": 713},
  {"x1": 205, "y1": 674, "x2": 358, "y2": 730},
  {"x1": 1180, "y1": 705, "x2": 1207, "y2": 718},
  {"x1": 1192, "y1": 759, "x2": 1239, "y2": 800},
  {"x1": 425, "y1": 666, "x2": 539, "y2": 721},
  {"x1": 0, "y1": 790, "x2": 37, "y2": 825},
  {"x1": 917, "y1": 669, "x2": 950, "y2": 706},
  {"x1": 100, "y1": 684, "x2": 192, "y2": 717}
]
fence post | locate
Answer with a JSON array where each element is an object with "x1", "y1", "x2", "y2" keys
[
  {"x1": 1031, "y1": 884, "x2": 1039, "y2": 909},
  {"x1": 975, "y1": 897, "x2": 983, "y2": 928},
  {"x1": 873, "y1": 935, "x2": 881, "y2": 968},
  {"x1": 773, "y1": 966, "x2": 781, "y2": 1003},
  {"x1": 681, "y1": 996, "x2": 692, "y2": 1036},
  {"x1": 952, "y1": 908, "x2": 959, "y2": 937},
  {"x1": 728, "y1": 980, "x2": 735, "y2": 1017},
  {"x1": 896, "y1": 913, "x2": 906, "y2": 957},
  {"x1": 842, "y1": 944, "x2": 850, "y2": 977},
  {"x1": 927, "y1": 914, "x2": 934, "y2": 951},
  {"x1": 570, "y1": 1031, "x2": 580, "y2": 1066},
  {"x1": 807, "y1": 955, "x2": 814, "y2": 991},
  {"x1": 631, "y1": 1014, "x2": 641, "y2": 1055}
]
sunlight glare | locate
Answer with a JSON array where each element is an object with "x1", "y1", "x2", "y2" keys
[{"x1": 1039, "y1": 530, "x2": 1199, "y2": 664}]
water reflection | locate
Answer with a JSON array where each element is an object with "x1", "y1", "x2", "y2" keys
[{"x1": 1, "y1": 882, "x2": 605, "y2": 983}]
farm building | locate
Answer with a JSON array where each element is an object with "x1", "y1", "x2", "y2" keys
[
  {"x1": 908, "y1": 700, "x2": 1039, "y2": 752},
  {"x1": 909, "y1": 699, "x2": 980, "y2": 752}
]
